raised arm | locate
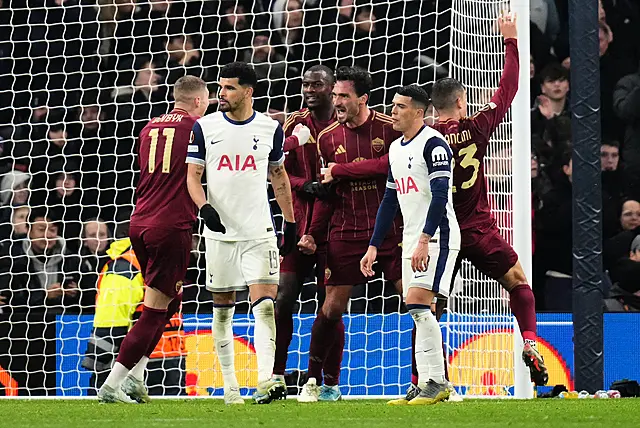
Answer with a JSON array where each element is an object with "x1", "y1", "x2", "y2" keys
[{"x1": 472, "y1": 13, "x2": 519, "y2": 137}]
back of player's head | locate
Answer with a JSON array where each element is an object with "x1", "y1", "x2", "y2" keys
[
  {"x1": 539, "y1": 63, "x2": 569, "y2": 83},
  {"x1": 430, "y1": 78, "x2": 465, "y2": 112},
  {"x1": 336, "y1": 66, "x2": 372, "y2": 98},
  {"x1": 220, "y1": 62, "x2": 258, "y2": 88},
  {"x1": 395, "y1": 85, "x2": 430, "y2": 112},
  {"x1": 174, "y1": 75, "x2": 208, "y2": 103},
  {"x1": 305, "y1": 65, "x2": 335, "y2": 84}
]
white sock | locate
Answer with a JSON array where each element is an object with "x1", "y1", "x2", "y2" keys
[
  {"x1": 409, "y1": 305, "x2": 445, "y2": 384},
  {"x1": 129, "y1": 356, "x2": 149, "y2": 382},
  {"x1": 251, "y1": 298, "x2": 276, "y2": 384},
  {"x1": 213, "y1": 305, "x2": 239, "y2": 390},
  {"x1": 103, "y1": 362, "x2": 130, "y2": 390}
]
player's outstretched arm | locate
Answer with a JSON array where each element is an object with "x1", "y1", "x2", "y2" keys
[
  {"x1": 326, "y1": 153, "x2": 390, "y2": 183},
  {"x1": 186, "y1": 164, "x2": 226, "y2": 233},
  {"x1": 474, "y1": 12, "x2": 519, "y2": 136}
]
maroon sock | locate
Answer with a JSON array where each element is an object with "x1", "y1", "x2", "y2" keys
[
  {"x1": 116, "y1": 306, "x2": 167, "y2": 369},
  {"x1": 323, "y1": 317, "x2": 344, "y2": 386},
  {"x1": 411, "y1": 326, "x2": 418, "y2": 385},
  {"x1": 509, "y1": 284, "x2": 537, "y2": 342},
  {"x1": 144, "y1": 295, "x2": 182, "y2": 357},
  {"x1": 274, "y1": 309, "x2": 294, "y2": 376},
  {"x1": 307, "y1": 310, "x2": 339, "y2": 383}
]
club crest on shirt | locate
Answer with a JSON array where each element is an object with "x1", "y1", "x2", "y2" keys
[
  {"x1": 175, "y1": 280, "x2": 183, "y2": 293},
  {"x1": 325, "y1": 267, "x2": 332, "y2": 281},
  {"x1": 371, "y1": 137, "x2": 385, "y2": 152}
]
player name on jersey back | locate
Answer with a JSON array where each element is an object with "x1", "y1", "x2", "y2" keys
[
  {"x1": 187, "y1": 111, "x2": 285, "y2": 242},
  {"x1": 131, "y1": 110, "x2": 198, "y2": 230}
]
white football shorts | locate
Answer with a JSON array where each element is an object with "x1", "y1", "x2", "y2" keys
[
  {"x1": 205, "y1": 237, "x2": 279, "y2": 293},
  {"x1": 401, "y1": 243, "x2": 458, "y2": 299}
]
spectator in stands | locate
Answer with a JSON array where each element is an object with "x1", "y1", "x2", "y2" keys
[
  {"x1": 613, "y1": 61, "x2": 640, "y2": 201},
  {"x1": 536, "y1": 149, "x2": 573, "y2": 311},
  {"x1": 245, "y1": 32, "x2": 288, "y2": 119},
  {"x1": 46, "y1": 171, "x2": 83, "y2": 249},
  {"x1": 80, "y1": 218, "x2": 111, "y2": 273},
  {"x1": 74, "y1": 97, "x2": 117, "y2": 222},
  {"x1": 605, "y1": 235, "x2": 640, "y2": 312},
  {"x1": 602, "y1": 140, "x2": 625, "y2": 239},
  {"x1": 202, "y1": 1, "x2": 254, "y2": 73},
  {"x1": 29, "y1": 121, "x2": 81, "y2": 200},
  {"x1": 531, "y1": 63, "x2": 570, "y2": 138},
  {"x1": 114, "y1": 56, "x2": 169, "y2": 139},
  {"x1": 164, "y1": 35, "x2": 205, "y2": 89},
  {"x1": 619, "y1": 199, "x2": 640, "y2": 232},
  {"x1": 0, "y1": 205, "x2": 30, "y2": 243},
  {"x1": 530, "y1": 0, "x2": 560, "y2": 43},
  {"x1": 1, "y1": 209, "x2": 82, "y2": 312},
  {"x1": 0, "y1": 170, "x2": 30, "y2": 239},
  {"x1": 79, "y1": 218, "x2": 112, "y2": 309}
]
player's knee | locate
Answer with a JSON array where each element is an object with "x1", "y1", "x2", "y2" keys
[
  {"x1": 500, "y1": 264, "x2": 528, "y2": 292},
  {"x1": 213, "y1": 291, "x2": 235, "y2": 306},
  {"x1": 166, "y1": 294, "x2": 182, "y2": 320},
  {"x1": 276, "y1": 274, "x2": 300, "y2": 311},
  {"x1": 252, "y1": 297, "x2": 275, "y2": 318}
]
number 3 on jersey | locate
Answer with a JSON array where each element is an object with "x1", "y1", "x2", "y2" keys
[
  {"x1": 148, "y1": 127, "x2": 175, "y2": 173},
  {"x1": 452, "y1": 143, "x2": 480, "y2": 193}
]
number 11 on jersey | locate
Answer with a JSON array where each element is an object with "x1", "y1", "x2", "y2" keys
[{"x1": 148, "y1": 127, "x2": 176, "y2": 173}]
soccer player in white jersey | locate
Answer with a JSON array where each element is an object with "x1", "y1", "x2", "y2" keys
[
  {"x1": 186, "y1": 62, "x2": 297, "y2": 405},
  {"x1": 361, "y1": 85, "x2": 461, "y2": 405}
]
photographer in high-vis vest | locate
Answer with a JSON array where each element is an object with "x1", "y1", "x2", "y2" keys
[{"x1": 82, "y1": 238, "x2": 186, "y2": 396}]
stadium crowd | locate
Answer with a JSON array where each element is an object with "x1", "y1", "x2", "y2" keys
[{"x1": 0, "y1": 0, "x2": 639, "y2": 323}]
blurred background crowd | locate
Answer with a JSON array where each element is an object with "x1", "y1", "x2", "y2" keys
[{"x1": 0, "y1": 0, "x2": 638, "y2": 315}]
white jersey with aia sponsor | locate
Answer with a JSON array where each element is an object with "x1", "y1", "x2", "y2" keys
[
  {"x1": 388, "y1": 125, "x2": 461, "y2": 258},
  {"x1": 186, "y1": 111, "x2": 285, "y2": 242}
]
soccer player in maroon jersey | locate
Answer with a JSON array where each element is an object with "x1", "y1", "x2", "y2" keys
[
  {"x1": 429, "y1": 13, "x2": 548, "y2": 387},
  {"x1": 273, "y1": 65, "x2": 337, "y2": 386},
  {"x1": 98, "y1": 76, "x2": 212, "y2": 403},
  {"x1": 296, "y1": 67, "x2": 402, "y2": 402}
]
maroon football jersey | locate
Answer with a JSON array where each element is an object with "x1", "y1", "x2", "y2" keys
[
  {"x1": 316, "y1": 110, "x2": 402, "y2": 241},
  {"x1": 432, "y1": 38, "x2": 519, "y2": 231},
  {"x1": 131, "y1": 108, "x2": 198, "y2": 230},
  {"x1": 283, "y1": 108, "x2": 336, "y2": 238}
]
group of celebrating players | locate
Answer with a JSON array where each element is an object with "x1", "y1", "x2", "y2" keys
[{"x1": 95, "y1": 12, "x2": 548, "y2": 406}]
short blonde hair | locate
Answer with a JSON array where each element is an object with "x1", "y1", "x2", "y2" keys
[{"x1": 174, "y1": 76, "x2": 207, "y2": 104}]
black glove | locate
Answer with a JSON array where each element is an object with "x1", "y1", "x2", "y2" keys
[
  {"x1": 302, "y1": 181, "x2": 332, "y2": 199},
  {"x1": 279, "y1": 221, "x2": 297, "y2": 256},
  {"x1": 200, "y1": 204, "x2": 226, "y2": 233}
]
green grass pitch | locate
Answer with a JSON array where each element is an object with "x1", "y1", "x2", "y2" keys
[{"x1": 1, "y1": 399, "x2": 640, "y2": 428}]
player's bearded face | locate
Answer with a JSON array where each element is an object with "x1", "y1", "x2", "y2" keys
[
  {"x1": 218, "y1": 78, "x2": 250, "y2": 113},
  {"x1": 333, "y1": 81, "x2": 362, "y2": 124}
]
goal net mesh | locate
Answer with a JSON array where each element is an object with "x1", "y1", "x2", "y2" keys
[{"x1": 0, "y1": 0, "x2": 523, "y2": 397}]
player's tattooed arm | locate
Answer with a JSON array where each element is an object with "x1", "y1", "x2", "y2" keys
[
  {"x1": 186, "y1": 164, "x2": 207, "y2": 209},
  {"x1": 270, "y1": 164, "x2": 296, "y2": 223}
]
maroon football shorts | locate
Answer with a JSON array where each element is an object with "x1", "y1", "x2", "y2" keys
[
  {"x1": 452, "y1": 223, "x2": 519, "y2": 289},
  {"x1": 280, "y1": 244, "x2": 327, "y2": 288},
  {"x1": 129, "y1": 225, "x2": 192, "y2": 298},
  {"x1": 325, "y1": 236, "x2": 402, "y2": 286}
]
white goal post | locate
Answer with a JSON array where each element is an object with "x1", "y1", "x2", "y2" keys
[{"x1": 0, "y1": 0, "x2": 532, "y2": 398}]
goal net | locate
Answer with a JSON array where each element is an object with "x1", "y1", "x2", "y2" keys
[{"x1": 0, "y1": 0, "x2": 531, "y2": 398}]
